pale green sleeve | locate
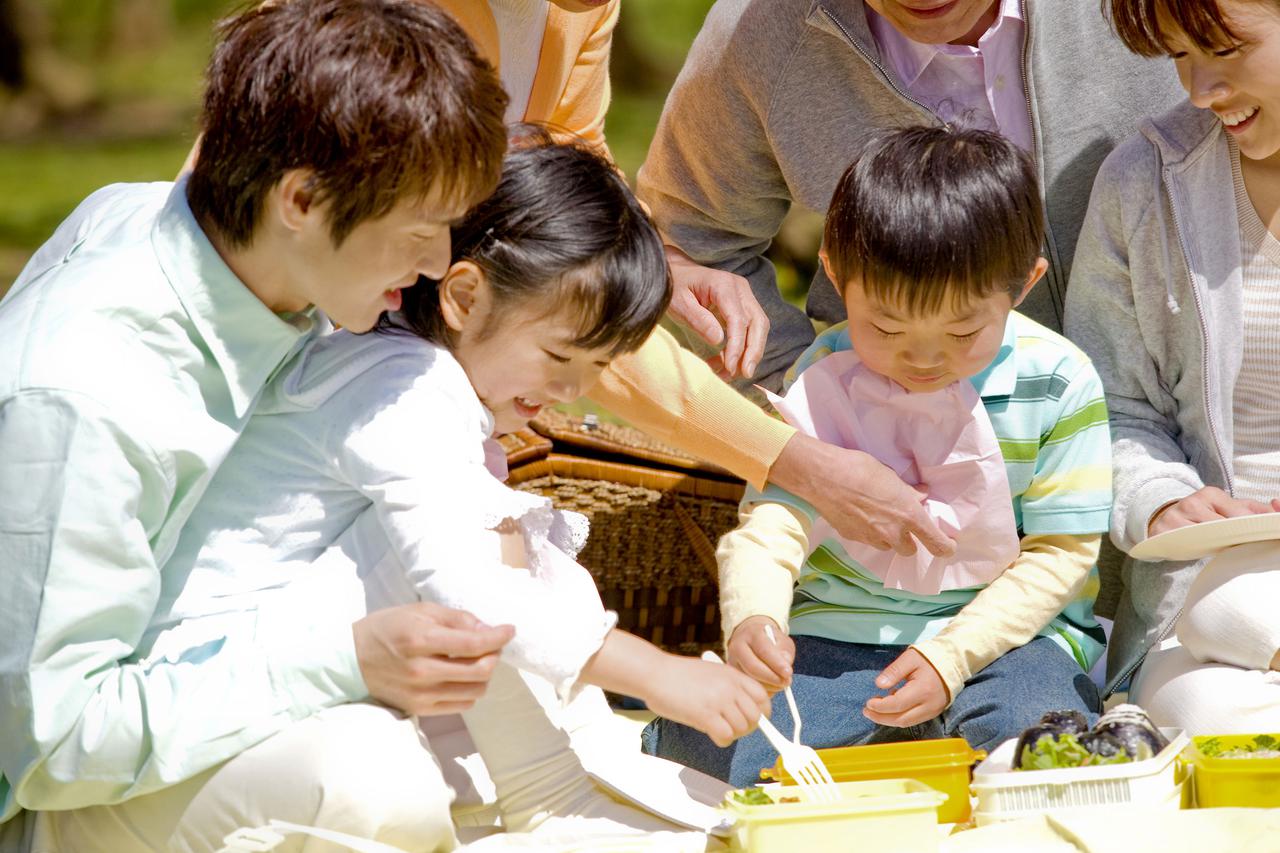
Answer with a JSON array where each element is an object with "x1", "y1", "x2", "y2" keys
[{"x1": 0, "y1": 391, "x2": 366, "y2": 817}]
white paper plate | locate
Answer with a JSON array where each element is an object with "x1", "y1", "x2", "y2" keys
[{"x1": 1128, "y1": 512, "x2": 1280, "y2": 561}]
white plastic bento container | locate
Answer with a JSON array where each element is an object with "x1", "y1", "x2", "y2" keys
[{"x1": 969, "y1": 727, "x2": 1189, "y2": 825}]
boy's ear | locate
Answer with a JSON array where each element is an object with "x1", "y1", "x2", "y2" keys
[
  {"x1": 274, "y1": 169, "x2": 320, "y2": 235},
  {"x1": 1012, "y1": 257, "x2": 1049, "y2": 308},
  {"x1": 438, "y1": 261, "x2": 488, "y2": 333},
  {"x1": 818, "y1": 246, "x2": 843, "y2": 295}
]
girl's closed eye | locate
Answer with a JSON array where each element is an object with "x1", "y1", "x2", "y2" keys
[
  {"x1": 543, "y1": 349, "x2": 571, "y2": 364},
  {"x1": 949, "y1": 330, "x2": 981, "y2": 343},
  {"x1": 870, "y1": 324, "x2": 901, "y2": 338}
]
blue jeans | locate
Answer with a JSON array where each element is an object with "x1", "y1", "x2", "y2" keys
[{"x1": 642, "y1": 634, "x2": 1100, "y2": 786}]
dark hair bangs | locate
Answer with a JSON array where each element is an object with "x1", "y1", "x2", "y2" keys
[
  {"x1": 824, "y1": 126, "x2": 1044, "y2": 316},
  {"x1": 1104, "y1": 0, "x2": 1242, "y2": 57},
  {"x1": 554, "y1": 228, "x2": 673, "y2": 357},
  {"x1": 380, "y1": 133, "x2": 670, "y2": 355}
]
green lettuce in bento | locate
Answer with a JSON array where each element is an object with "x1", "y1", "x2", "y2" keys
[
  {"x1": 1198, "y1": 734, "x2": 1280, "y2": 759},
  {"x1": 1017, "y1": 731, "x2": 1132, "y2": 770},
  {"x1": 1013, "y1": 704, "x2": 1169, "y2": 771}
]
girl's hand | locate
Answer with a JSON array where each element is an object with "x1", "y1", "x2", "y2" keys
[
  {"x1": 1147, "y1": 487, "x2": 1280, "y2": 537},
  {"x1": 643, "y1": 657, "x2": 771, "y2": 747},
  {"x1": 726, "y1": 616, "x2": 794, "y2": 691},
  {"x1": 863, "y1": 648, "x2": 948, "y2": 729}
]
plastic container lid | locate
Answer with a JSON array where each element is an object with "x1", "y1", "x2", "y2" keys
[
  {"x1": 722, "y1": 778, "x2": 946, "y2": 853},
  {"x1": 761, "y1": 738, "x2": 984, "y2": 824}
]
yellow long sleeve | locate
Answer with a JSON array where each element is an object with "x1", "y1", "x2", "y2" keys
[
  {"x1": 715, "y1": 499, "x2": 1100, "y2": 704},
  {"x1": 715, "y1": 501, "x2": 810, "y2": 642},
  {"x1": 587, "y1": 326, "x2": 796, "y2": 489},
  {"x1": 912, "y1": 533, "x2": 1100, "y2": 703}
]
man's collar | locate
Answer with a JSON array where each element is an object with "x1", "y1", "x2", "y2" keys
[
  {"x1": 864, "y1": 0, "x2": 1025, "y2": 88},
  {"x1": 151, "y1": 179, "x2": 316, "y2": 418}
]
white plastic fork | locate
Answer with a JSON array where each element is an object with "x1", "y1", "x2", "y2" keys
[
  {"x1": 702, "y1": 650, "x2": 840, "y2": 803},
  {"x1": 763, "y1": 624, "x2": 803, "y2": 747}
]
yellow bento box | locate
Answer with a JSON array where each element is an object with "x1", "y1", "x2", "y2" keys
[
  {"x1": 722, "y1": 778, "x2": 946, "y2": 853},
  {"x1": 1185, "y1": 733, "x2": 1280, "y2": 808},
  {"x1": 760, "y1": 738, "x2": 985, "y2": 824}
]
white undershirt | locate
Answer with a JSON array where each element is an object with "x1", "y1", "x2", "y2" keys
[
  {"x1": 1230, "y1": 143, "x2": 1280, "y2": 504},
  {"x1": 489, "y1": 0, "x2": 549, "y2": 124}
]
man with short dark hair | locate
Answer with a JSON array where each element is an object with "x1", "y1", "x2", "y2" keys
[{"x1": 0, "y1": 2, "x2": 510, "y2": 848}]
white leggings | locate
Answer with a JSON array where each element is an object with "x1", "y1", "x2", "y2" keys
[{"x1": 1132, "y1": 541, "x2": 1280, "y2": 733}]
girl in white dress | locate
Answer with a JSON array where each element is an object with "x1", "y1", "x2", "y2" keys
[{"x1": 151, "y1": 137, "x2": 769, "y2": 847}]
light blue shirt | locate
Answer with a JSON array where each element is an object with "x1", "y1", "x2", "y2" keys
[{"x1": 0, "y1": 182, "x2": 365, "y2": 819}]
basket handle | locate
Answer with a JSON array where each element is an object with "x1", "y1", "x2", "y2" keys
[{"x1": 672, "y1": 498, "x2": 719, "y2": 585}]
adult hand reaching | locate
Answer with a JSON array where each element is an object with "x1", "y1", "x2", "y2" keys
[
  {"x1": 768, "y1": 432, "x2": 956, "y2": 557},
  {"x1": 353, "y1": 602, "x2": 514, "y2": 716},
  {"x1": 664, "y1": 245, "x2": 770, "y2": 380},
  {"x1": 1147, "y1": 486, "x2": 1280, "y2": 538}
]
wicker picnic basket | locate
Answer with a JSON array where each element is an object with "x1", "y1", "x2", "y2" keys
[{"x1": 500, "y1": 409, "x2": 745, "y2": 656}]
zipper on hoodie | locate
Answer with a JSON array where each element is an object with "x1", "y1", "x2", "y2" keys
[
  {"x1": 818, "y1": 6, "x2": 936, "y2": 119},
  {"x1": 1017, "y1": 0, "x2": 1064, "y2": 322},
  {"x1": 1104, "y1": 168, "x2": 1237, "y2": 698},
  {"x1": 1163, "y1": 169, "x2": 1234, "y2": 495}
]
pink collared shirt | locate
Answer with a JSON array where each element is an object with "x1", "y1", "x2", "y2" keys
[{"x1": 866, "y1": 0, "x2": 1033, "y2": 152}]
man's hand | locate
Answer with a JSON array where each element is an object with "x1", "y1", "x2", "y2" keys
[
  {"x1": 726, "y1": 616, "x2": 794, "y2": 692},
  {"x1": 642, "y1": 656, "x2": 772, "y2": 747},
  {"x1": 353, "y1": 603, "x2": 514, "y2": 717},
  {"x1": 769, "y1": 433, "x2": 955, "y2": 556},
  {"x1": 664, "y1": 245, "x2": 769, "y2": 380},
  {"x1": 1147, "y1": 486, "x2": 1280, "y2": 537},
  {"x1": 863, "y1": 648, "x2": 948, "y2": 728}
]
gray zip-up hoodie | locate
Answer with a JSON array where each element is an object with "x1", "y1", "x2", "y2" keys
[
  {"x1": 1065, "y1": 100, "x2": 1241, "y2": 696},
  {"x1": 638, "y1": 0, "x2": 1186, "y2": 390}
]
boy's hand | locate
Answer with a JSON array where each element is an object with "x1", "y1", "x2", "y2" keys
[
  {"x1": 1147, "y1": 487, "x2": 1280, "y2": 537},
  {"x1": 862, "y1": 648, "x2": 948, "y2": 728},
  {"x1": 643, "y1": 657, "x2": 771, "y2": 747},
  {"x1": 726, "y1": 616, "x2": 794, "y2": 691}
]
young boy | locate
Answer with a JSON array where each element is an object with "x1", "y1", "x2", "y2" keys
[
  {"x1": 0, "y1": 2, "x2": 510, "y2": 849},
  {"x1": 645, "y1": 126, "x2": 1112, "y2": 786}
]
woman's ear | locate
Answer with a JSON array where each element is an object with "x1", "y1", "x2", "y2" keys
[
  {"x1": 438, "y1": 261, "x2": 489, "y2": 333},
  {"x1": 1013, "y1": 257, "x2": 1049, "y2": 308}
]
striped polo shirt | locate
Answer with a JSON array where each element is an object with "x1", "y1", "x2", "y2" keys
[{"x1": 754, "y1": 311, "x2": 1111, "y2": 671}]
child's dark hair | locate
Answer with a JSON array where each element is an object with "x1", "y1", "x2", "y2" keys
[
  {"x1": 1103, "y1": 0, "x2": 1255, "y2": 57},
  {"x1": 824, "y1": 125, "x2": 1044, "y2": 316},
  {"x1": 188, "y1": 0, "x2": 508, "y2": 248},
  {"x1": 381, "y1": 134, "x2": 671, "y2": 356}
]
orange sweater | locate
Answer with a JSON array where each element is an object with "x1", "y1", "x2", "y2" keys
[{"x1": 434, "y1": 0, "x2": 617, "y2": 152}]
